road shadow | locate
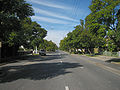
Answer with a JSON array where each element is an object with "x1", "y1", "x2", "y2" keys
[
  {"x1": 28, "y1": 53, "x2": 69, "y2": 62},
  {"x1": 105, "y1": 58, "x2": 120, "y2": 63},
  {"x1": 0, "y1": 62, "x2": 83, "y2": 83},
  {"x1": 0, "y1": 55, "x2": 32, "y2": 64},
  {"x1": 40, "y1": 55, "x2": 62, "y2": 61},
  {"x1": 0, "y1": 52, "x2": 69, "y2": 65}
]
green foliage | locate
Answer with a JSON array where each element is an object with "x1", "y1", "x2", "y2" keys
[
  {"x1": 20, "y1": 18, "x2": 47, "y2": 49},
  {"x1": 86, "y1": 0, "x2": 120, "y2": 33},
  {"x1": 0, "y1": 0, "x2": 48, "y2": 57},
  {"x1": 5, "y1": 17, "x2": 47, "y2": 49},
  {"x1": 107, "y1": 40, "x2": 117, "y2": 52},
  {"x1": 59, "y1": 20, "x2": 105, "y2": 54},
  {"x1": 60, "y1": 0, "x2": 120, "y2": 53},
  {"x1": 39, "y1": 40, "x2": 58, "y2": 52},
  {"x1": 0, "y1": 0, "x2": 34, "y2": 42},
  {"x1": 85, "y1": 0, "x2": 120, "y2": 51},
  {"x1": 7, "y1": 32, "x2": 18, "y2": 46}
]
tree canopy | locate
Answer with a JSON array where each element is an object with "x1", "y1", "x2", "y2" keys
[
  {"x1": 0, "y1": 0, "x2": 34, "y2": 42},
  {"x1": 39, "y1": 40, "x2": 58, "y2": 52},
  {"x1": 60, "y1": 0, "x2": 120, "y2": 53},
  {"x1": 0, "y1": 0, "x2": 58, "y2": 58}
]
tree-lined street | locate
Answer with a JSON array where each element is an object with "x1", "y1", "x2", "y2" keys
[
  {"x1": 0, "y1": 0, "x2": 120, "y2": 90},
  {"x1": 60, "y1": 0, "x2": 120, "y2": 54},
  {"x1": 0, "y1": 51, "x2": 120, "y2": 90}
]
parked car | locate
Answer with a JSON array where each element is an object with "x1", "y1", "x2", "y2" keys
[{"x1": 39, "y1": 49, "x2": 46, "y2": 56}]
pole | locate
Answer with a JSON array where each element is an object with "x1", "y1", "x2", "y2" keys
[{"x1": 35, "y1": 46, "x2": 37, "y2": 54}]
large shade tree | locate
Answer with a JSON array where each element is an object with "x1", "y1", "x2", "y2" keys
[
  {"x1": 0, "y1": 0, "x2": 34, "y2": 42},
  {"x1": 85, "y1": 0, "x2": 120, "y2": 51},
  {"x1": 0, "y1": 0, "x2": 34, "y2": 57}
]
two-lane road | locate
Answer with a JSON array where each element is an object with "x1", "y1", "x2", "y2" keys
[{"x1": 0, "y1": 51, "x2": 120, "y2": 90}]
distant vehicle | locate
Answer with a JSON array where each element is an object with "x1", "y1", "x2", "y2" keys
[{"x1": 39, "y1": 49, "x2": 46, "y2": 56}]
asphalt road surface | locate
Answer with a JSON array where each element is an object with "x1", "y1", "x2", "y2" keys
[{"x1": 0, "y1": 50, "x2": 120, "y2": 90}]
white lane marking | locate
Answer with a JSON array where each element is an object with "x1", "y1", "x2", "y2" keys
[
  {"x1": 80, "y1": 67, "x2": 84, "y2": 69},
  {"x1": 65, "y1": 86, "x2": 69, "y2": 90}
]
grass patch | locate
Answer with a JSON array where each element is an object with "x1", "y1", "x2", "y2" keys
[
  {"x1": 85, "y1": 54, "x2": 102, "y2": 57},
  {"x1": 86, "y1": 54, "x2": 95, "y2": 57},
  {"x1": 111, "y1": 62, "x2": 120, "y2": 64},
  {"x1": 33, "y1": 53, "x2": 39, "y2": 55}
]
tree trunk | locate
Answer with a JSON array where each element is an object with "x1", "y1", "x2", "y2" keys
[
  {"x1": 88, "y1": 48, "x2": 92, "y2": 55},
  {"x1": 81, "y1": 49, "x2": 84, "y2": 54}
]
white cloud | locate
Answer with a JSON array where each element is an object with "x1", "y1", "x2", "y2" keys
[
  {"x1": 33, "y1": 7, "x2": 78, "y2": 22},
  {"x1": 28, "y1": 0, "x2": 71, "y2": 10},
  {"x1": 31, "y1": 16, "x2": 70, "y2": 24},
  {"x1": 45, "y1": 30, "x2": 72, "y2": 46}
]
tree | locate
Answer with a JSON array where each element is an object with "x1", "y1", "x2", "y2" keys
[
  {"x1": 60, "y1": 0, "x2": 120, "y2": 54},
  {"x1": 80, "y1": 19, "x2": 84, "y2": 31},
  {"x1": 85, "y1": 0, "x2": 120, "y2": 51},
  {"x1": 0, "y1": 0, "x2": 34, "y2": 42},
  {"x1": 0, "y1": 0, "x2": 34, "y2": 57},
  {"x1": 15, "y1": 18, "x2": 47, "y2": 49},
  {"x1": 60, "y1": 18, "x2": 105, "y2": 54},
  {"x1": 39, "y1": 40, "x2": 58, "y2": 52}
]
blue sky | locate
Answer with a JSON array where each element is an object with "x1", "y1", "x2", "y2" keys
[{"x1": 26, "y1": 0, "x2": 92, "y2": 46}]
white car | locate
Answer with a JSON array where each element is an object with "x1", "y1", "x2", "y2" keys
[{"x1": 39, "y1": 49, "x2": 46, "y2": 56}]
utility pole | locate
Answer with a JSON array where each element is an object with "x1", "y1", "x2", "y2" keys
[{"x1": 35, "y1": 46, "x2": 37, "y2": 54}]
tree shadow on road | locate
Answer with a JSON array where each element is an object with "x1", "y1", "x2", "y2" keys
[
  {"x1": 0, "y1": 53, "x2": 69, "y2": 65},
  {"x1": 105, "y1": 58, "x2": 120, "y2": 63},
  {"x1": 0, "y1": 62, "x2": 83, "y2": 83},
  {"x1": 27, "y1": 53, "x2": 69, "y2": 62}
]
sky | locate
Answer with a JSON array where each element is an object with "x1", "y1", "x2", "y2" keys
[{"x1": 26, "y1": 0, "x2": 92, "y2": 46}]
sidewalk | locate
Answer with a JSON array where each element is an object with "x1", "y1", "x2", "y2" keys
[
  {"x1": 0, "y1": 54, "x2": 32, "y2": 66},
  {"x1": 72, "y1": 53, "x2": 120, "y2": 65},
  {"x1": 90, "y1": 55, "x2": 120, "y2": 64},
  {"x1": 90, "y1": 55, "x2": 116, "y2": 61}
]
